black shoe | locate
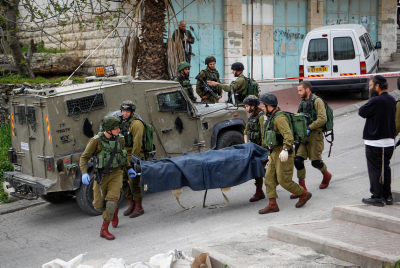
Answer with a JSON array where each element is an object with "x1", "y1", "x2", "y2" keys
[
  {"x1": 384, "y1": 196, "x2": 393, "y2": 205},
  {"x1": 362, "y1": 198, "x2": 384, "y2": 207}
]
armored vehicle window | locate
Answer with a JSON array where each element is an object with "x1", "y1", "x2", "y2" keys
[
  {"x1": 157, "y1": 91, "x2": 188, "y2": 112},
  {"x1": 26, "y1": 106, "x2": 36, "y2": 125},
  {"x1": 66, "y1": 93, "x2": 106, "y2": 115},
  {"x1": 14, "y1": 105, "x2": 25, "y2": 125}
]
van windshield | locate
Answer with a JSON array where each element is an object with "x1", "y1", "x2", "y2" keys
[
  {"x1": 307, "y1": 38, "x2": 328, "y2": 62},
  {"x1": 333, "y1": 37, "x2": 355, "y2": 60}
]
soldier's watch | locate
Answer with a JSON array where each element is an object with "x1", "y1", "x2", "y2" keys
[{"x1": 283, "y1": 148, "x2": 288, "y2": 152}]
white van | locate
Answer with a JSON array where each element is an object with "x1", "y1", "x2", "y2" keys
[{"x1": 299, "y1": 24, "x2": 381, "y2": 99}]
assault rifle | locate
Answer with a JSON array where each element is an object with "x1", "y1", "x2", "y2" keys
[
  {"x1": 91, "y1": 156, "x2": 103, "y2": 197},
  {"x1": 195, "y1": 74, "x2": 219, "y2": 100}
]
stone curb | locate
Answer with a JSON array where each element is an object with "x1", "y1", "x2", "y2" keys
[
  {"x1": 0, "y1": 199, "x2": 46, "y2": 215},
  {"x1": 332, "y1": 204, "x2": 400, "y2": 234},
  {"x1": 268, "y1": 220, "x2": 400, "y2": 267}
]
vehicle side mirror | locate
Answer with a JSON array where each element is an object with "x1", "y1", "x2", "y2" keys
[
  {"x1": 375, "y1": 42, "x2": 381, "y2": 49},
  {"x1": 230, "y1": 85, "x2": 237, "y2": 106}
]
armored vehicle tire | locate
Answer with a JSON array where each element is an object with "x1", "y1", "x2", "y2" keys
[
  {"x1": 216, "y1": 130, "x2": 244, "y2": 149},
  {"x1": 75, "y1": 177, "x2": 124, "y2": 216},
  {"x1": 40, "y1": 192, "x2": 73, "y2": 204}
]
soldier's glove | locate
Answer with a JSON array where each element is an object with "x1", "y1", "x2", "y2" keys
[
  {"x1": 279, "y1": 150, "x2": 288, "y2": 162},
  {"x1": 128, "y1": 168, "x2": 137, "y2": 178},
  {"x1": 82, "y1": 173, "x2": 90, "y2": 185}
]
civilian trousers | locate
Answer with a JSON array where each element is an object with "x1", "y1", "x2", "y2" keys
[{"x1": 365, "y1": 145, "x2": 394, "y2": 199}]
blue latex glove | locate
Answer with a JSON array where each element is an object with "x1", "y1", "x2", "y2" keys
[
  {"x1": 307, "y1": 129, "x2": 311, "y2": 135},
  {"x1": 82, "y1": 173, "x2": 90, "y2": 185},
  {"x1": 128, "y1": 168, "x2": 137, "y2": 178}
]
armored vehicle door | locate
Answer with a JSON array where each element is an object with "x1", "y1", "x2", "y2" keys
[
  {"x1": 11, "y1": 96, "x2": 49, "y2": 179},
  {"x1": 146, "y1": 88, "x2": 201, "y2": 157}
]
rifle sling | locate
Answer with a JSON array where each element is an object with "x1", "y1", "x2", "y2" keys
[{"x1": 102, "y1": 136, "x2": 119, "y2": 177}]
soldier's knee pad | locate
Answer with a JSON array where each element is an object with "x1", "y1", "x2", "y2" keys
[
  {"x1": 94, "y1": 206, "x2": 105, "y2": 212},
  {"x1": 105, "y1": 200, "x2": 118, "y2": 215},
  {"x1": 311, "y1": 160, "x2": 324, "y2": 169},
  {"x1": 294, "y1": 156, "x2": 305, "y2": 170}
]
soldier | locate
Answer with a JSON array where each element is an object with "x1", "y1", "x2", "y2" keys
[
  {"x1": 80, "y1": 116, "x2": 137, "y2": 240},
  {"x1": 258, "y1": 93, "x2": 312, "y2": 214},
  {"x1": 119, "y1": 100, "x2": 146, "y2": 218},
  {"x1": 243, "y1": 95, "x2": 266, "y2": 202},
  {"x1": 207, "y1": 62, "x2": 247, "y2": 104},
  {"x1": 291, "y1": 81, "x2": 332, "y2": 199},
  {"x1": 196, "y1": 56, "x2": 222, "y2": 103},
  {"x1": 172, "y1": 20, "x2": 195, "y2": 63},
  {"x1": 173, "y1": 62, "x2": 196, "y2": 102}
]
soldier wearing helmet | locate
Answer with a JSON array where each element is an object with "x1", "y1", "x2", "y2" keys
[
  {"x1": 118, "y1": 100, "x2": 146, "y2": 219},
  {"x1": 196, "y1": 56, "x2": 222, "y2": 103},
  {"x1": 80, "y1": 115, "x2": 137, "y2": 240},
  {"x1": 173, "y1": 62, "x2": 196, "y2": 102},
  {"x1": 258, "y1": 93, "x2": 312, "y2": 215},
  {"x1": 243, "y1": 95, "x2": 267, "y2": 202},
  {"x1": 207, "y1": 62, "x2": 250, "y2": 104}
]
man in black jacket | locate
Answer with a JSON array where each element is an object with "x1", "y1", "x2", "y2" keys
[{"x1": 359, "y1": 75, "x2": 396, "y2": 207}]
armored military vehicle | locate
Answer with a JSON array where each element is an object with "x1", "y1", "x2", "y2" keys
[{"x1": 4, "y1": 76, "x2": 248, "y2": 215}]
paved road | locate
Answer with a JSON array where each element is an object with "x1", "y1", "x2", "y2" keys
[{"x1": 1, "y1": 88, "x2": 400, "y2": 267}]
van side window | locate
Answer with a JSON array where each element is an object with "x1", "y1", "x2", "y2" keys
[
  {"x1": 364, "y1": 33, "x2": 374, "y2": 52},
  {"x1": 359, "y1": 35, "x2": 369, "y2": 57},
  {"x1": 307, "y1": 38, "x2": 328, "y2": 62},
  {"x1": 333, "y1": 37, "x2": 355, "y2": 60}
]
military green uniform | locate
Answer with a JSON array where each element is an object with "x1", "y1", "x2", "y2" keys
[
  {"x1": 263, "y1": 109, "x2": 304, "y2": 199},
  {"x1": 396, "y1": 100, "x2": 400, "y2": 138},
  {"x1": 172, "y1": 29, "x2": 195, "y2": 55},
  {"x1": 219, "y1": 75, "x2": 247, "y2": 104},
  {"x1": 244, "y1": 109, "x2": 266, "y2": 185},
  {"x1": 80, "y1": 133, "x2": 129, "y2": 221},
  {"x1": 196, "y1": 68, "x2": 221, "y2": 103},
  {"x1": 120, "y1": 114, "x2": 145, "y2": 201},
  {"x1": 173, "y1": 74, "x2": 196, "y2": 102},
  {"x1": 296, "y1": 95, "x2": 328, "y2": 179}
]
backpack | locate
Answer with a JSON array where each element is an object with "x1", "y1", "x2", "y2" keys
[
  {"x1": 243, "y1": 77, "x2": 260, "y2": 98},
  {"x1": 300, "y1": 95, "x2": 334, "y2": 156},
  {"x1": 135, "y1": 118, "x2": 155, "y2": 153},
  {"x1": 264, "y1": 111, "x2": 308, "y2": 147}
]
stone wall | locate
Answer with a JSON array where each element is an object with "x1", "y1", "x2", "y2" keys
[
  {"x1": 378, "y1": 0, "x2": 397, "y2": 63},
  {"x1": 18, "y1": 4, "x2": 133, "y2": 76},
  {"x1": 307, "y1": 0, "x2": 324, "y2": 32}
]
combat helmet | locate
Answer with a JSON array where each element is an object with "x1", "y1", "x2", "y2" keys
[
  {"x1": 205, "y1": 56, "x2": 216, "y2": 65},
  {"x1": 120, "y1": 100, "x2": 136, "y2": 113},
  {"x1": 231, "y1": 62, "x2": 244, "y2": 71},
  {"x1": 177, "y1": 61, "x2": 191, "y2": 72},
  {"x1": 243, "y1": 95, "x2": 260, "y2": 107},
  {"x1": 260, "y1": 93, "x2": 278, "y2": 106},
  {"x1": 102, "y1": 116, "x2": 121, "y2": 131}
]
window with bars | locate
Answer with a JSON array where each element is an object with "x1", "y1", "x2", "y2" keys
[
  {"x1": 14, "y1": 105, "x2": 36, "y2": 125},
  {"x1": 157, "y1": 91, "x2": 188, "y2": 112},
  {"x1": 66, "y1": 93, "x2": 106, "y2": 115}
]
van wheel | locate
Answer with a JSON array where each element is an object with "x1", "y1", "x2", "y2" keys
[
  {"x1": 41, "y1": 192, "x2": 73, "y2": 204},
  {"x1": 75, "y1": 175, "x2": 125, "y2": 216},
  {"x1": 360, "y1": 89, "x2": 369, "y2": 100},
  {"x1": 216, "y1": 130, "x2": 244, "y2": 149}
]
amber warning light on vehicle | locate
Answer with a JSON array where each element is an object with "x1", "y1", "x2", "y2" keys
[{"x1": 95, "y1": 64, "x2": 117, "y2": 77}]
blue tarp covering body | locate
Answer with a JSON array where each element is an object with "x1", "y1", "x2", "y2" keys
[{"x1": 140, "y1": 143, "x2": 269, "y2": 194}]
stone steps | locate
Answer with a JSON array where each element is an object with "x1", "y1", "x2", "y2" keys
[{"x1": 268, "y1": 204, "x2": 400, "y2": 267}]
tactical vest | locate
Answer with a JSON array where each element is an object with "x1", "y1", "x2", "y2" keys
[
  {"x1": 298, "y1": 94, "x2": 318, "y2": 125},
  {"x1": 97, "y1": 132, "x2": 127, "y2": 169},
  {"x1": 174, "y1": 75, "x2": 193, "y2": 93},
  {"x1": 263, "y1": 111, "x2": 284, "y2": 148},
  {"x1": 247, "y1": 111, "x2": 265, "y2": 146},
  {"x1": 120, "y1": 116, "x2": 135, "y2": 148},
  {"x1": 203, "y1": 69, "x2": 221, "y2": 93}
]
